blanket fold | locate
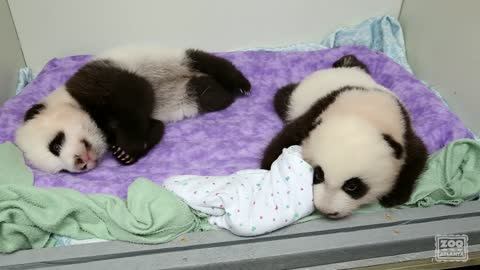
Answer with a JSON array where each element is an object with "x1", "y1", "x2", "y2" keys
[
  {"x1": 405, "y1": 139, "x2": 480, "y2": 207},
  {"x1": 0, "y1": 178, "x2": 198, "y2": 253}
]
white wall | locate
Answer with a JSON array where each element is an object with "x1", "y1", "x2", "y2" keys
[
  {"x1": 400, "y1": 0, "x2": 480, "y2": 135},
  {"x1": 8, "y1": 0, "x2": 402, "y2": 74},
  {"x1": 0, "y1": 0, "x2": 25, "y2": 105}
]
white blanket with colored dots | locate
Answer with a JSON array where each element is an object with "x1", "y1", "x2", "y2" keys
[{"x1": 163, "y1": 146, "x2": 315, "y2": 236}]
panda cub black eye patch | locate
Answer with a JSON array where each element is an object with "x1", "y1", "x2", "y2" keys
[
  {"x1": 49, "y1": 131, "x2": 65, "y2": 156},
  {"x1": 342, "y1": 177, "x2": 369, "y2": 199},
  {"x1": 313, "y1": 166, "x2": 325, "y2": 184}
]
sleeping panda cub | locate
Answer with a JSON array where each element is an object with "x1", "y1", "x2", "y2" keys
[
  {"x1": 15, "y1": 45, "x2": 251, "y2": 173},
  {"x1": 261, "y1": 55, "x2": 427, "y2": 219}
]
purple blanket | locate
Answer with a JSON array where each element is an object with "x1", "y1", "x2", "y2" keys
[{"x1": 0, "y1": 46, "x2": 474, "y2": 198}]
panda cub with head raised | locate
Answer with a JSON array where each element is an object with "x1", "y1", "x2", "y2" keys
[
  {"x1": 16, "y1": 45, "x2": 251, "y2": 173},
  {"x1": 261, "y1": 55, "x2": 427, "y2": 219}
]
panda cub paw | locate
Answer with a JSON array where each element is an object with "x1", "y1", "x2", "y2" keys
[
  {"x1": 109, "y1": 119, "x2": 164, "y2": 166},
  {"x1": 111, "y1": 144, "x2": 142, "y2": 165},
  {"x1": 230, "y1": 72, "x2": 251, "y2": 97}
]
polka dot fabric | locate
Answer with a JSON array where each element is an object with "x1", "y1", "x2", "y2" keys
[{"x1": 164, "y1": 146, "x2": 314, "y2": 236}]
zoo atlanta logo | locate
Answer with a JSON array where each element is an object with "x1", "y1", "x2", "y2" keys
[{"x1": 434, "y1": 234, "x2": 469, "y2": 262}]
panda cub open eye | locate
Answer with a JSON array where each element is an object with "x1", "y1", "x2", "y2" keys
[
  {"x1": 313, "y1": 166, "x2": 325, "y2": 184},
  {"x1": 342, "y1": 177, "x2": 369, "y2": 199}
]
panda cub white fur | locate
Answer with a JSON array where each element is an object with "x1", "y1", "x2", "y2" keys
[
  {"x1": 261, "y1": 55, "x2": 427, "y2": 219},
  {"x1": 15, "y1": 45, "x2": 251, "y2": 174}
]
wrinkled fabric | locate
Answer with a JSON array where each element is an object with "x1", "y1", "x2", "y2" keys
[
  {"x1": 405, "y1": 139, "x2": 480, "y2": 207},
  {"x1": 15, "y1": 67, "x2": 34, "y2": 95},
  {"x1": 245, "y1": 16, "x2": 411, "y2": 72},
  {"x1": 164, "y1": 146, "x2": 314, "y2": 236},
  {"x1": 0, "y1": 179, "x2": 198, "y2": 253},
  {"x1": 0, "y1": 46, "x2": 474, "y2": 198}
]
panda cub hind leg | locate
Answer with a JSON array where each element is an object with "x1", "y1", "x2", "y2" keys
[
  {"x1": 188, "y1": 76, "x2": 236, "y2": 113},
  {"x1": 186, "y1": 49, "x2": 252, "y2": 96}
]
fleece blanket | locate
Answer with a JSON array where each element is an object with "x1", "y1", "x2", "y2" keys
[
  {"x1": 0, "y1": 46, "x2": 474, "y2": 198},
  {"x1": 0, "y1": 178, "x2": 199, "y2": 253}
]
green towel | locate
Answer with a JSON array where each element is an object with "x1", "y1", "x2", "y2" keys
[
  {"x1": 1, "y1": 139, "x2": 480, "y2": 253},
  {"x1": 405, "y1": 139, "x2": 480, "y2": 207},
  {"x1": 0, "y1": 178, "x2": 200, "y2": 253}
]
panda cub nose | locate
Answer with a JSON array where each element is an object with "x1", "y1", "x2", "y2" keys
[
  {"x1": 74, "y1": 154, "x2": 93, "y2": 171},
  {"x1": 74, "y1": 156, "x2": 87, "y2": 170}
]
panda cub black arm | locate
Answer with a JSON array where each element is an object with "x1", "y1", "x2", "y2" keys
[
  {"x1": 66, "y1": 59, "x2": 161, "y2": 166},
  {"x1": 261, "y1": 114, "x2": 320, "y2": 169},
  {"x1": 273, "y1": 83, "x2": 298, "y2": 122},
  {"x1": 261, "y1": 121, "x2": 304, "y2": 169},
  {"x1": 111, "y1": 119, "x2": 164, "y2": 165},
  {"x1": 262, "y1": 83, "x2": 326, "y2": 169},
  {"x1": 379, "y1": 130, "x2": 428, "y2": 207}
]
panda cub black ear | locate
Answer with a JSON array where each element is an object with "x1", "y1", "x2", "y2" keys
[
  {"x1": 382, "y1": 133, "x2": 403, "y2": 159},
  {"x1": 24, "y1": 103, "x2": 46, "y2": 122}
]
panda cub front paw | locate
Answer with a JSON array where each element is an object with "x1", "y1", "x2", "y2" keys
[{"x1": 111, "y1": 145, "x2": 138, "y2": 165}]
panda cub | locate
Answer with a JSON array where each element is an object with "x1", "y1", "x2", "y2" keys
[
  {"x1": 261, "y1": 55, "x2": 427, "y2": 219},
  {"x1": 15, "y1": 45, "x2": 251, "y2": 173}
]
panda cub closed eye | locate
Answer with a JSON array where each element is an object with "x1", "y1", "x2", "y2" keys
[
  {"x1": 261, "y1": 54, "x2": 428, "y2": 219},
  {"x1": 48, "y1": 131, "x2": 65, "y2": 157},
  {"x1": 15, "y1": 45, "x2": 251, "y2": 173}
]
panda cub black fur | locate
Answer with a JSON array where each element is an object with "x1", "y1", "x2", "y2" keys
[
  {"x1": 16, "y1": 45, "x2": 251, "y2": 173},
  {"x1": 261, "y1": 55, "x2": 428, "y2": 219}
]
